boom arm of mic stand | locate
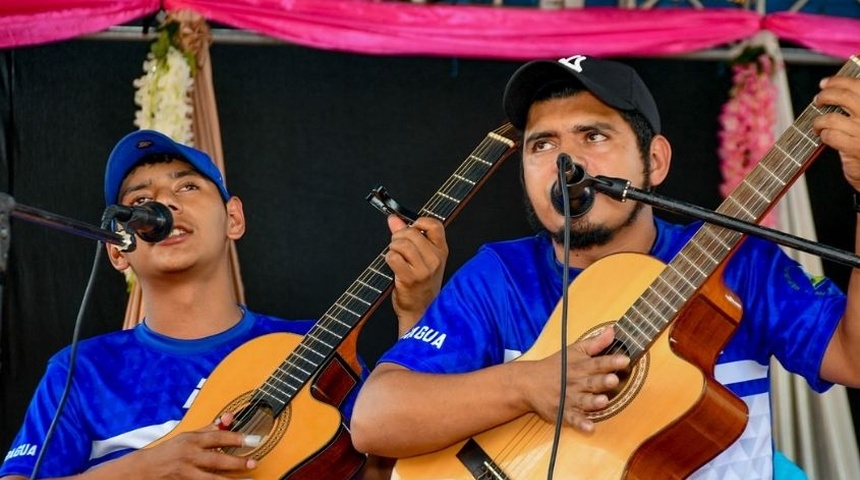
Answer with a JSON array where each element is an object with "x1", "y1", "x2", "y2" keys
[
  {"x1": 0, "y1": 193, "x2": 130, "y2": 258},
  {"x1": 592, "y1": 176, "x2": 860, "y2": 270}
]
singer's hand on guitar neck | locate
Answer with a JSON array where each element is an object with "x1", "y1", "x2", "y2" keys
[
  {"x1": 523, "y1": 326, "x2": 630, "y2": 433},
  {"x1": 814, "y1": 76, "x2": 860, "y2": 191},
  {"x1": 386, "y1": 215, "x2": 448, "y2": 335}
]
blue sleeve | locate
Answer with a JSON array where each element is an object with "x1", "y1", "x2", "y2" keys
[
  {"x1": 379, "y1": 247, "x2": 509, "y2": 374},
  {"x1": 1, "y1": 351, "x2": 90, "y2": 477},
  {"x1": 725, "y1": 237, "x2": 845, "y2": 392}
]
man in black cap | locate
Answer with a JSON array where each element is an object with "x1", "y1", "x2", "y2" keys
[{"x1": 351, "y1": 54, "x2": 860, "y2": 478}]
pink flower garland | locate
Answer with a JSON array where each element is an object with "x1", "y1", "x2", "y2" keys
[{"x1": 717, "y1": 52, "x2": 777, "y2": 226}]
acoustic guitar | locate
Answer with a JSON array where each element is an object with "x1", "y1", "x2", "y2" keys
[
  {"x1": 146, "y1": 123, "x2": 520, "y2": 479},
  {"x1": 392, "y1": 56, "x2": 860, "y2": 480}
]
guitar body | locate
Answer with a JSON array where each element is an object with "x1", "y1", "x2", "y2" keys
[
  {"x1": 148, "y1": 333, "x2": 365, "y2": 480},
  {"x1": 393, "y1": 252, "x2": 748, "y2": 480}
]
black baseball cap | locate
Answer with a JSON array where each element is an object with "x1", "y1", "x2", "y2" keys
[{"x1": 503, "y1": 54, "x2": 661, "y2": 134}]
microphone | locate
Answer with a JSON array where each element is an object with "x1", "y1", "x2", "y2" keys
[
  {"x1": 551, "y1": 153, "x2": 595, "y2": 218},
  {"x1": 105, "y1": 202, "x2": 174, "y2": 243}
]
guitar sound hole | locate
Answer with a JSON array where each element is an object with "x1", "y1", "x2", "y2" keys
[
  {"x1": 607, "y1": 362, "x2": 633, "y2": 400},
  {"x1": 585, "y1": 329, "x2": 649, "y2": 421},
  {"x1": 600, "y1": 339, "x2": 633, "y2": 401},
  {"x1": 222, "y1": 404, "x2": 276, "y2": 456}
]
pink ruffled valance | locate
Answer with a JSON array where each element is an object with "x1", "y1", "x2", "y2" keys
[{"x1": 1, "y1": 0, "x2": 858, "y2": 60}]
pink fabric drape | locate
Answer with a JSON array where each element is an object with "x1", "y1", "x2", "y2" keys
[
  {"x1": 2, "y1": 1, "x2": 858, "y2": 60},
  {"x1": 764, "y1": 12, "x2": 860, "y2": 60},
  {"x1": 0, "y1": 0, "x2": 159, "y2": 49},
  {"x1": 166, "y1": 2, "x2": 763, "y2": 59}
]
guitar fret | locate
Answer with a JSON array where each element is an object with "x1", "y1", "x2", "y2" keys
[
  {"x1": 725, "y1": 196, "x2": 755, "y2": 221},
  {"x1": 281, "y1": 348, "x2": 318, "y2": 380},
  {"x1": 755, "y1": 161, "x2": 786, "y2": 187},
  {"x1": 636, "y1": 292, "x2": 662, "y2": 320},
  {"x1": 739, "y1": 178, "x2": 770, "y2": 203},
  {"x1": 684, "y1": 239, "x2": 720, "y2": 265},
  {"x1": 427, "y1": 198, "x2": 460, "y2": 216},
  {"x1": 291, "y1": 344, "x2": 325, "y2": 366},
  {"x1": 772, "y1": 144, "x2": 799, "y2": 168},
  {"x1": 789, "y1": 123, "x2": 820, "y2": 147},
  {"x1": 675, "y1": 250, "x2": 711, "y2": 278},
  {"x1": 453, "y1": 174, "x2": 476, "y2": 185},
  {"x1": 620, "y1": 307, "x2": 650, "y2": 339},
  {"x1": 652, "y1": 277, "x2": 685, "y2": 308},
  {"x1": 420, "y1": 210, "x2": 445, "y2": 222},
  {"x1": 625, "y1": 303, "x2": 661, "y2": 339},
  {"x1": 437, "y1": 191, "x2": 461, "y2": 203},
  {"x1": 256, "y1": 387, "x2": 292, "y2": 407},
  {"x1": 344, "y1": 290, "x2": 372, "y2": 306},
  {"x1": 663, "y1": 263, "x2": 699, "y2": 293},
  {"x1": 646, "y1": 285, "x2": 681, "y2": 317},
  {"x1": 468, "y1": 154, "x2": 493, "y2": 166},
  {"x1": 367, "y1": 266, "x2": 393, "y2": 281},
  {"x1": 275, "y1": 365, "x2": 307, "y2": 384},
  {"x1": 322, "y1": 312, "x2": 352, "y2": 329},
  {"x1": 306, "y1": 329, "x2": 335, "y2": 348},
  {"x1": 314, "y1": 321, "x2": 341, "y2": 338},
  {"x1": 618, "y1": 326, "x2": 646, "y2": 352},
  {"x1": 355, "y1": 277, "x2": 382, "y2": 293}
]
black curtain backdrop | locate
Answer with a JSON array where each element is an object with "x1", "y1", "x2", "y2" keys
[{"x1": 0, "y1": 39, "x2": 854, "y2": 455}]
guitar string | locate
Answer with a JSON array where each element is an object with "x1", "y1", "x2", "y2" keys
[
  {"x1": 495, "y1": 414, "x2": 550, "y2": 479},
  {"x1": 603, "y1": 99, "x2": 831, "y2": 361},
  {"x1": 224, "y1": 128, "x2": 518, "y2": 449}
]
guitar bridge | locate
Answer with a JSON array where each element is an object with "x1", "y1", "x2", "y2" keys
[{"x1": 456, "y1": 438, "x2": 510, "y2": 479}]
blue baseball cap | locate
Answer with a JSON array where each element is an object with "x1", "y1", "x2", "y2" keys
[{"x1": 104, "y1": 130, "x2": 230, "y2": 205}]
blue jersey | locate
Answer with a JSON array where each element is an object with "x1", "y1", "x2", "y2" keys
[
  {"x1": 381, "y1": 217, "x2": 845, "y2": 479},
  {"x1": 1, "y1": 308, "x2": 365, "y2": 477}
]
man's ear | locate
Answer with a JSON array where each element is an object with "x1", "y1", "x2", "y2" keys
[
  {"x1": 106, "y1": 242, "x2": 131, "y2": 272},
  {"x1": 648, "y1": 134, "x2": 672, "y2": 187},
  {"x1": 225, "y1": 197, "x2": 246, "y2": 240}
]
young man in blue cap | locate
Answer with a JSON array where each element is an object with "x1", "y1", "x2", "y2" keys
[
  {"x1": 0, "y1": 129, "x2": 447, "y2": 479},
  {"x1": 351, "y1": 54, "x2": 860, "y2": 478}
]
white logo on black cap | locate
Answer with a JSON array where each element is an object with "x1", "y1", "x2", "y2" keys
[{"x1": 558, "y1": 55, "x2": 587, "y2": 73}]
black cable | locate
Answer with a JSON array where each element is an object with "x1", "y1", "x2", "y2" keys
[
  {"x1": 29, "y1": 241, "x2": 104, "y2": 479},
  {"x1": 546, "y1": 156, "x2": 572, "y2": 479}
]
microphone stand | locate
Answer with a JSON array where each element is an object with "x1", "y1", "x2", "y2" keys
[
  {"x1": 587, "y1": 176, "x2": 860, "y2": 270},
  {"x1": 0, "y1": 191, "x2": 130, "y2": 311}
]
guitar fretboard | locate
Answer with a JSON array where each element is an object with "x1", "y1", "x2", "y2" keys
[
  {"x1": 252, "y1": 124, "x2": 519, "y2": 412},
  {"x1": 616, "y1": 56, "x2": 860, "y2": 361}
]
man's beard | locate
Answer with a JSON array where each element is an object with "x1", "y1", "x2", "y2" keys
[{"x1": 524, "y1": 192, "x2": 646, "y2": 250}]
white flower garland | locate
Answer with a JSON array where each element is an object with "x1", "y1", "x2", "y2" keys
[{"x1": 133, "y1": 41, "x2": 195, "y2": 145}]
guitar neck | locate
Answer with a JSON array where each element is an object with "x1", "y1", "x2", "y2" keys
[
  {"x1": 254, "y1": 124, "x2": 519, "y2": 412},
  {"x1": 616, "y1": 56, "x2": 860, "y2": 361}
]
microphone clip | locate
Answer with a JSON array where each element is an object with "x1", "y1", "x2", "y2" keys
[
  {"x1": 552, "y1": 153, "x2": 596, "y2": 218},
  {"x1": 101, "y1": 202, "x2": 174, "y2": 249}
]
